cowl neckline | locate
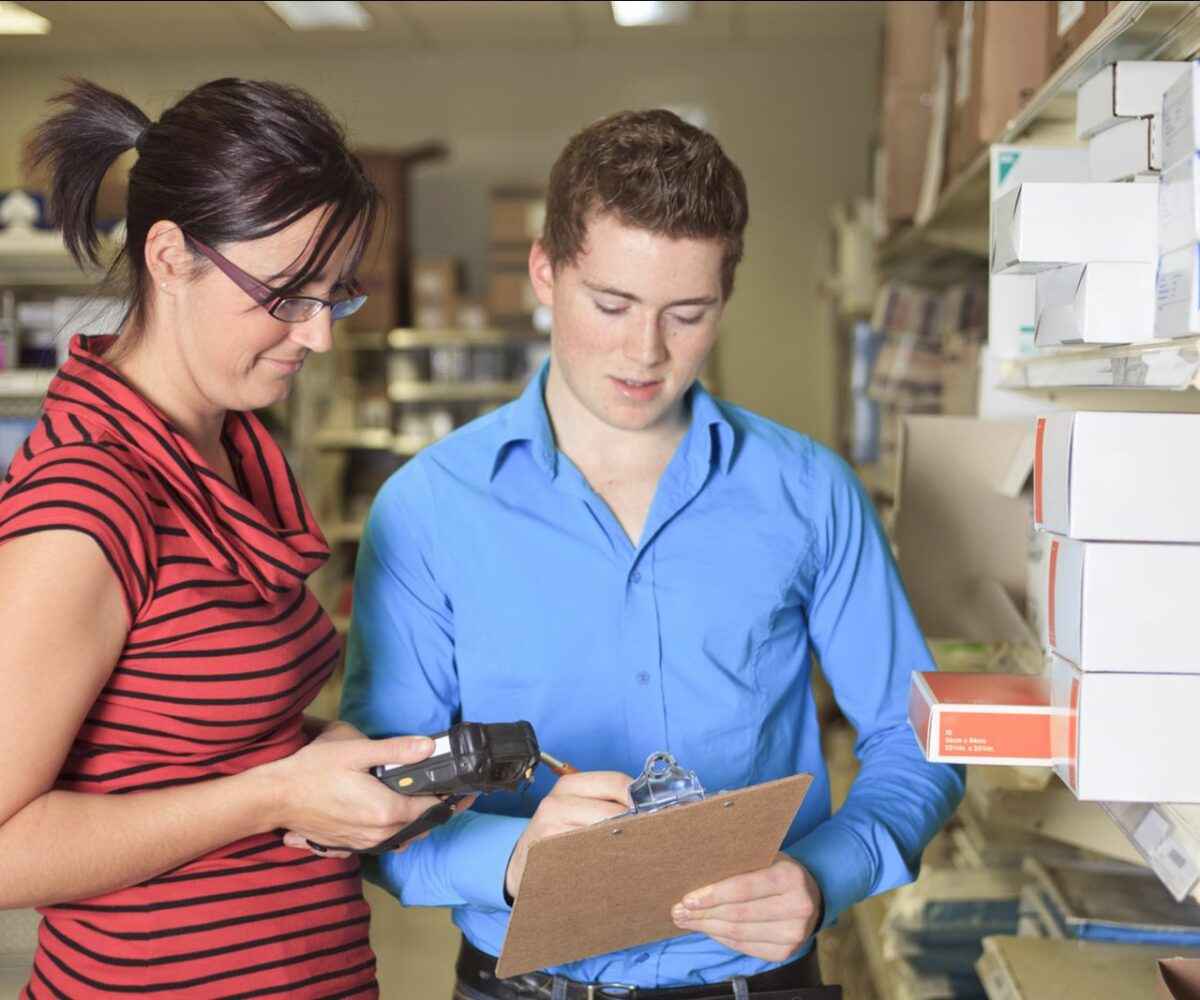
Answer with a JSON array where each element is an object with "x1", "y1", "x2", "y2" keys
[{"x1": 45, "y1": 334, "x2": 329, "y2": 599}]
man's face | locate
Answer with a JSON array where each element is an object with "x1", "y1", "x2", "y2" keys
[{"x1": 531, "y1": 212, "x2": 725, "y2": 435}]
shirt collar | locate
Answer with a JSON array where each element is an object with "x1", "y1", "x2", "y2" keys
[{"x1": 490, "y1": 361, "x2": 735, "y2": 481}]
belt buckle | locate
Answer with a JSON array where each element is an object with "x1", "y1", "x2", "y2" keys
[{"x1": 586, "y1": 985, "x2": 639, "y2": 999}]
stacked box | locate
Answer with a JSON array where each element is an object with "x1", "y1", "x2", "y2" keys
[
  {"x1": 487, "y1": 189, "x2": 544, "y2": 323},
  {"x1": 410, "y1": 257, "x2": 463, "y2": 331},
  {"x1": 1032, "y1": 411, "x2": 1200, "y2": 802}
]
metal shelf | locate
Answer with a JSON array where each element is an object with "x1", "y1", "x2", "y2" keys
[
  {"x1": 1101, "y1": 801, "x2": 1200, "y2": 903},
  {"x1": 0, "y1": 369, "x2": 54, "y2": 398},
  {"x1": 313, "y1": 427, "x2": 438, "y2": 455},
  {"x1": 387, "y1": 380, "x2": 523, "y2": 403},
  {"x1": 313, "y1": 427, "x2": 394, "y2": 450},
  {"x1": 997, "y1": 337, "x2": 1200, "y2": 390},
  {"x1": 878, "y1": 1, "x2": 1200, "y2": 271},
  {"x1": 0, "y1": 233, "x2": 111, "y2": 287},
  {"x1": 387, "y1": 328, "x2": 546, "y2": 349}
]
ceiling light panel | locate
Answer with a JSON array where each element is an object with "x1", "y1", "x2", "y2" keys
[
  {"x1": 611, "y1": 1, "x2": 693, "y2": 28},
  {"x1": 0, "y1": 2, "x2": 50, "y2": 35},
  {"x1": 264, "y1": 1, "x2": 371, "y2": 31}
]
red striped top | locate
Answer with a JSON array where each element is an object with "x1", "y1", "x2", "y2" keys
[{"x1": 0, "y1": 335, "x2": 377, "y2": 998}]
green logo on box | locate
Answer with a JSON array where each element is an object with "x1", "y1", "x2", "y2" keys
[{"x1": 997, "y1": 151, "x2": 1021, "y2": 187}]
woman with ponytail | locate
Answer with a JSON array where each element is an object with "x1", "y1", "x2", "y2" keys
[{"x1": 0, "y1": 78, "x2": 438, "y2": 998}]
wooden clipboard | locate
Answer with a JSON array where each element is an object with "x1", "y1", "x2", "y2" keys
[{"x1": 496, "y1": 772, "x2": 812, "y2": 977}]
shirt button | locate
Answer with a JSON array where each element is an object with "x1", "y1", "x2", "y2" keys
[
  {"x1": 631, "y1": 571, "x2": 642, "y2": 583},
  {"x1": 637, "y1": 671, "x2": 651, "y2": 685}
]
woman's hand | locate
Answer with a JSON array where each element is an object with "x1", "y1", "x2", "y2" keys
[
  {"x1": 266, "y1": 722, "x2": 443, "y2": 857},
  {"x1": 505, "y1": 771, "x2": 632, "y2": 899}
]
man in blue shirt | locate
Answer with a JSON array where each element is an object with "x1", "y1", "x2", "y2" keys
[{"x1": 341, "y1": 109, "x2": 963, "y2": 998}]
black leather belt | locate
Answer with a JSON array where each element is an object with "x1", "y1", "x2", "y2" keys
[{"x1": 454, "y1": 937, "x2": 841, "y2": 1000}]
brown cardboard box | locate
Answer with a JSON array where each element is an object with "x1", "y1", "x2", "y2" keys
[
  {"x1": 941, "y1": 344, "x2": 980, "y2": 416},
  {"x1": 1159, "y1": 957, "x2": 1200, "y2": 999},
  {"x1": 487, "y1": 271, "x2": 538, "y2": 318},
  {"x1": 490, "y1": 191, "x2": 545, "y2": 246},
  {"x1": 879, "y1": 88, "x2": 936, "y2": 224},
  {"x1": 949, "y1": 2, "x2": 1053, "y2": 176},
  {"x1": 1047, "y1": 1, "x2": 1108, "y2": 72},
  {"x1": 895, "y1": 416, "x2": 1031, "y2": 641},
  {"x1": 883, "y1": 1, "x2": 940, "y2": 90},
  {"x1": 877, "y1": 3, "x2": 940, "y2": 224},
  {"x1": 411, "y1": 257, "x2": 462, "y2": 305}
]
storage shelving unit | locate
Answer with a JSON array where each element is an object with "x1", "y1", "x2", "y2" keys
[{"x1": 869, "y1": 0, "x2": 1200, "y2": 910}]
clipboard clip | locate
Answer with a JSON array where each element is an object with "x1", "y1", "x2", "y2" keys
[{"x1": 625, "y1": 752, "x2": 705, "y2": 815}]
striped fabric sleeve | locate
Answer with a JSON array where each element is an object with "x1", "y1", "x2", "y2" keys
[{"x1": 0, "y1": 445, "x2": 157, "y2": 623}]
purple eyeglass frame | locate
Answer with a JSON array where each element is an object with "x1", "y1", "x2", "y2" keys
[{"x1": 182, "y1": 232, "x2": 366, "y2": 323}]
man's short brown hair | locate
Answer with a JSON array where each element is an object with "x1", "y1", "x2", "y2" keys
[{"x1": 541, "y1": 109, "x2": 749, "y2": 299}]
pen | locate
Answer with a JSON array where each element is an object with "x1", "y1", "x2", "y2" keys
[{"x1": 539, "y1": 751, "x2": 578, "y2": 776}]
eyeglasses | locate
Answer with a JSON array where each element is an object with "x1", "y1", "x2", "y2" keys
[{"x1": 182, "y1": 233, "x2": 367, "y2": 323}]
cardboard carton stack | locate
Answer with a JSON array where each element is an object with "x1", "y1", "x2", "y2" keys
[
  {"x1": 487, "y1": 189, "x2": 544, "y2": 325},
  {"x1": 1032, "y1": 411, "x2": 1200, "y2": 803},
  {"x1": 410, "y1": 257, "x2": 464, "y2": 331}
]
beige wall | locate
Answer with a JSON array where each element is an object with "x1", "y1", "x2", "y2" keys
[{"x1": 0, "y1": 40, "x2": 879, "y2": 446}]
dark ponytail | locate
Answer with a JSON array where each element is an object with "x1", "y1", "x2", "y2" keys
[
  {"x1": 24, "y1": 77, "x2": 379, "y2": 350},
  {"x1": 25, "y1": 78, "x2": 149, "y2": 270}
]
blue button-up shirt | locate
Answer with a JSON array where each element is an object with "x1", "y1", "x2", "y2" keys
[{"x1": 341, "y1": 364, "x2": 963, "y2": 988}]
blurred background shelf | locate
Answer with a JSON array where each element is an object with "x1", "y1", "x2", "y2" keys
[
  {"x1": 997, "y1": 337, "x2": 1200, "y2": 391},
  {"x1": 878, "y1": 1, "x2": 1200, "y2": 278},
  {"x1": 386, "y1": 379, "x2": 524, "y2": 403},
  {"x1": 387, "y1": 327, "x2": 548, "y2": 349}
]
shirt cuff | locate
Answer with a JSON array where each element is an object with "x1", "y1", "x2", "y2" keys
[
  {"x1": 375, "y1": 811, "x2": 529, "y2": 912},
  {"x1": 785, "y1": 820, "x2": 875, "y2": 931}
]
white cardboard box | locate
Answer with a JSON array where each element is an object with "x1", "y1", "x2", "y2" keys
[
  {"x1": 1044, "y1": 534, "x2": 1200, "y2": 673},
  {"x1": 1088, "y1": 116, "x2": 1159, "y2": 180},
  {"x1": 990, "y1": 145, "x2": 1091, "y2": 198},
  {"x1": 1033, "y1": 262, "x2": 1155, "y2": 344},
  {"x1": 1049, "y1": 653, "x2": 1200, "y2": 802},
  {"x1": 1159, "y1": 152, "x2": 1200, "y2": 253},
  {"x1": 1076, "y1": 61, "x2": 1189, "y2": 139},
  {"x1": 989, "y1": 274, "x2": 1037, "y2": 359},
  {"x1": 987, "y1": 148, "x2": 1090, "y2": 361},
  {"x1": 1155, "y1": 243, "x2": 1200, "y2": 337},
  {"x1": 1163, "y1": 62, "x2": 1200, "y2": 169},
  {"x1": 1033, "y1": 411, "x2": 1200, "y2": 541},
  {"x1": 990, "y1": 183, "x2": 1157, "y2": 274}
]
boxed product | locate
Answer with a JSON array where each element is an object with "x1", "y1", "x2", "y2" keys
[
  {"x1": 1076, "y1": 61, "x2": 1189, "y2": 139},
  {"x1": 1044, "y1": 534, "x2": 1200, "y2": 673},
  {"x1": 490, "y1": 191, "x2": 545, "y2": 246},
  {"x1": 1033, "y1": 262, "x2": 1155, "y2": 344},
  {"x1": 879, "y1": 2, "x2": 939, "y2": 225},
  {"x1": 411, "y1": 257, "x2": 462, "y2": 304},
  {"x1": 948, "y1": 2, "x2": 1053, "y2": 175},
  {"x1": 1088, "y1": 115, "x2": 1159, "y2": 180},
  {"x1": 1033, "y1": 411, "x2": 1200, "y2": 542},
  {"x1": 987, "y1": 146, "x2": 1089, "y2": 360},
  {"x1": 1163, "y1": 63, "x2": 1200, "y2": 169},
  {"x1": 487, "y1": 271, "x2": 538, "y2": 318},
  {"x1": 909, "y1": 671, "x2": 1058, "y2": 766},
  {"x1": 990, "y1": 144, "x2": 1091, "y2": 199},
  {"x1": 1049, "y1": 653, "x2": 1200, "y2": 802},
  {"x1": 990, "y1": 183, "x2": 1157, "y2": 274},
  {"x1": 1155, "y1": 243, "x2": 1200, "y2": 338},
  {"x1": 1158, "y1": 152, "x2": 1200, "y2": 253}
]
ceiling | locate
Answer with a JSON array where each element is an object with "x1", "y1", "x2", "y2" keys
[{"x1": 2, "y1": 2, "x2": 885, "y2": 57}]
